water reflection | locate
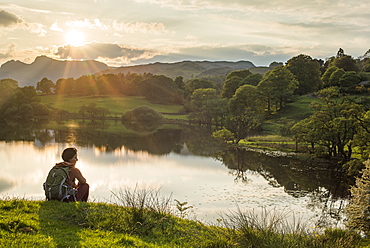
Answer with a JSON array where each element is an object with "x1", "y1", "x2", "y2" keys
[
  {"x1": 0, "y1": 177, "x2": 14, "y2": 193},
  {"x1": 0, "y1": 121, "x2": 349, "y2": 226},
  {"x1": 215, "y1": 147, "x2": 350, "y2": 198},
  {"x1": 214, "y1": 147, "x2": 349, "y2": 227}
]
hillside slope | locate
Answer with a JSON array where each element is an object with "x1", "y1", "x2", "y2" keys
[
  {"x1": 0, "y1": 56, "x2": 261, "y2": 87},
  {"x1": 98, "y1": 60, "x2": 256, "y2": 80},
  {"x1": 0, "y1": 56, "x2": 109, "y2": 87}
]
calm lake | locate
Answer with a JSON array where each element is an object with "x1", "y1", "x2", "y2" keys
[{"x1": 0, "y1": 120, "x2": 349, "y2": 227}]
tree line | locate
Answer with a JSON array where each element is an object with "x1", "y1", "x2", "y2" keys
[
  {"x1": 189, "y1": 49, "x2": 370, "y2": 145},
  {"x1": 1, "y1": 48, "x2": 370, "y2": 149},
  {"x1": 36, "y1": 73, "x2": 184, "y2": 105}
]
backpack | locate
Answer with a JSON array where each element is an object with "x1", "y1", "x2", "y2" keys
[{"x1": 43, "y1": 166, "x2": 77, "y2": 201}]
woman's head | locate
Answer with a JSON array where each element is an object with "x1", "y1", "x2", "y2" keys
[{"x1": 62, "y1": 147, "x2": 78, "y2": 163}]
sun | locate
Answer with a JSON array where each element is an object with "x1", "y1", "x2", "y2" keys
[{"x1": 65, "y1": 30, "x2": 85, "y2": 47}]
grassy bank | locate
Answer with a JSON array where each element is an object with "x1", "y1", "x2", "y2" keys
[
  {"x1": 239, "y1": 95, "x2": 317, "y2": 152},
  {"x1": 1, "y1": 198, "x2": 368, "y2": 248},
  {"x1": 239, "y1": 135, "x2": 298, "y2": 153}
]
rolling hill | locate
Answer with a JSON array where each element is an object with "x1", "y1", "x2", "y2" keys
[{"x1": 0, "y1": 56, "x2": 273, "y2": 87}]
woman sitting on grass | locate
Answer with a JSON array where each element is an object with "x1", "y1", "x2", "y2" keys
[{"x1": 58, "y1": 147, "x2": 89, "y2": 201}]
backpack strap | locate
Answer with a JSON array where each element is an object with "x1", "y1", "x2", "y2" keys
[{"x1": 53, "y1": 166, "x2": 70, "y2": 178}]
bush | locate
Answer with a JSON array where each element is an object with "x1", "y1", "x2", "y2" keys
[
  {"x1": 345, "y1": 159, "x2": 370, "y2": 237},
  {"x1": 121, "y1": 106, "x2": 163, "y2": 123},
  {"x1": 212, "y1": 127, "x2": 234, "y2": 143}
]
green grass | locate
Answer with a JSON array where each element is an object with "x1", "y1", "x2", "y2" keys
[
  {"x1": 1, "y1": 198, "x2": 366, "y2": 248},
  {"x1": 253, "y1": 95, "x2": 370, "y2": 152},
  {"x1": 274, "y1": 95, "x2": 320, "y2": 120},
  {"x1": 241, "y1": 95, "x2": 320, "y2": 151},
  {"x1": 0, "y1": 196, "x2": 233, "y2": 248},
  {"x1": 257, "y1": 95, "x2": 318, "y2": 136},
  {"x1": 40, "y1": 94, "x2": 185, "y2": 117},
  {"x1": 239, "y1": 135, "x2": 298, "y2": 153}
]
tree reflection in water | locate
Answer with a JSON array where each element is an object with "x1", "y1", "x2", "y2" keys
[
  {"x1": 214, "y1": 147, "x2": 351, "y2": 227},
  {"x1": 0, "y1": 120, "x2": 352, "y2": 227}
]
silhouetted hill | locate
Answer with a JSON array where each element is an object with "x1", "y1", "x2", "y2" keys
[
  {"x1": 0, "y1": 56, "x2": 109, "y2": 87},
  {"x1": 98, "y1": 60, "x2": 256, "y2": 80},
  {"x1": 0, "y1": 56, "x2": 264, "y2": 87}
]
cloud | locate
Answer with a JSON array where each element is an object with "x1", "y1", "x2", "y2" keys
[
  {"x1": 55, "y1": 42, "x2": 158, "y2": 63},
  {"x1": 21, "y1": 22, "x2": 47, "y2": 36},
  {"x1": 112, "y1": 21, "x2": 168, "y2": 34},
  {"x1": 0, "y1": 9, "x2": 22, "y2": 27},
  {"x1": 0, "y1": 9, "x2": 47, "y2": 36},
  {"x1": 54, "y1": 41, "x2": 309, "y2": 67},
  {"x1": 133, "y1": 44, "x2": 293, "y2": 66},
  {"x1": 50, "y1": 22, "x2": 63, "y2": 32},
  {"x1": 133, "y1": 0, "x2": 370, "y2": 30},
  {"x1": 0, "y1": 43, "x2": 15, "y2": 59},
  {"x1": 65, "y1": 18, "x2": 109, "y2": 29},
  {"x1": 133, "y1": 0, "x2": 368, "y2": 12},
  {"x1": 64, "y1": 18, "x2": 168, "y2": 34}
]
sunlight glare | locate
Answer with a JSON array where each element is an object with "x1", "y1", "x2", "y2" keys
[{"x1": 65, "y1": 30, "x2": 85, "y2": 47}]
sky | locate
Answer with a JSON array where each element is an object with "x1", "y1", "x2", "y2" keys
[{"x1": 0, "y1": 0, "x2": 369, "y2": 68}]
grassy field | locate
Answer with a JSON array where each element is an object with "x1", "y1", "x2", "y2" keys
[
  {"x1": 1, "y1": 198, "x2": 368, "y2": 248},
  {"x1": 40, "y1": 94, "x2": 186, "y2": 118},
  {"x1": 274, "y1": 95, "x2": 320, "y2": 120}
]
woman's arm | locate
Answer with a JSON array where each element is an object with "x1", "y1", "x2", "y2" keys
[{"x1": 70, "y1": 167, "x2": 87, "y2": 186}]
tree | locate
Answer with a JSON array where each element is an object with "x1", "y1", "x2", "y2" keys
[
  {"x1": 328, "y1": 68, "x2": 345, "y2": 87},
  {"x1": 228, "y1": 85, "x2": 263, "y2": 115},
  {"x1": 174, "y1": 76, "x2": 185, "y2": 90},
  {"x1": 291, "y1": 87, "x2": 363, "y2": 160},
  {"x1": 286, "y1": 54, "x2": 322, "y2": 95},
  {"x1": 353, "y1": 110, "x2": 370, "y2": 159},
  {"x1": 227, "y1": 85, "x2": 264, "y2": 143},
  {"x1": 122, "y1": 105, "x2": 163, "y2": 122},
  {"x1": 257, "y1": 66, "x2": 298, "y2": 113},
  {"x1": 332, "y1": 55, "x2": 358, "y2": 72},
  {"x1": 96, "y1": 74, "x2": 122, "y2": 95},
  {"x1": 241, "y1": 73, "x2": 262, "y2": 86},
  {"x1": 55, "y1": 78, "x2": 75, "y2": 94},
  {"x1": 345, "y1": 159, "x2": 370, "y2": 236},
  {"x1": 221, "y1": 76, "x2": 243, "y2": 99},
  {"x1": 336, "y1": 48, "x2": 345, "y2": 58},
  {"x1": 79, "y1": 103, "x2": 110, "y2": 119},
  {"x1": 321, "y1": 66, "x2": 339, "y2": 87},
  {"x1": 212, "y1": 127, "x2": 234, "y2": 143},
  {"x1": 138, "y1": 75, "x2": 183, "y2": 104},
  {"x1": 36, "y1": 77, "x2": 54, "y2": 94},
  {"x1": 339, "y1": 71, "x2": 361, "y2": 88},
  {"x1": 0, "y1": 78, "x2": 18, "y2": 98},
  {"x1": 122, "y1": 73, "x2": 144, "y2": 96},
  {"x1": 0, "y1": 86, "x2": 47, "y2": 120},
  {"x1": 269, "y1": 62, "x2": 284, "y2": 68},
  {"x1": 189, "y1": 88, "x2": 228, "y2": 126},
  {"x1": 184, "y1": 79, "x2": 213, "y2": 98},
  {"x1": 75, "y1": 75, "x2": 97, "y2": 96},
  {"x1": 226, "y1": 69, "x2": 252, "y2": 80},
  {"x1": 362, "y1": 58, "x2": 370, "y2": 72}
]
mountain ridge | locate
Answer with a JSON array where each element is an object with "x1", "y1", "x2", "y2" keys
[{"x1": 0, "y1": 56, "x2": 265, "y2": 87}]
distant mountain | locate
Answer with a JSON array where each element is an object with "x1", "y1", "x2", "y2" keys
[
  {"x1": 0, "y1": 56, "x2": 265, "y2": 87},
  {"x1": 99, "y1": 60, "x2": 256, "y2": 80},
  {"x1": 0, "y1": 56, "x2": 110, "y2": 87}
]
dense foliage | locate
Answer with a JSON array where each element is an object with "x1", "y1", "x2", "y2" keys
[
  {"x1": 121, "y1": 105, "x2": 163, "y2": 123},
  {"x1": 346, "y1": 160, "x2": 370, "y2": 236},
  {"x1": 0, "y1": 85, "x2": 50, "y2": 120},
  {"x1": 291, "y1": 87, "x2": 366, "y2": 161},
  {"x1": 1, "y1": 48, "x2": 370, "y2": 144}
]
